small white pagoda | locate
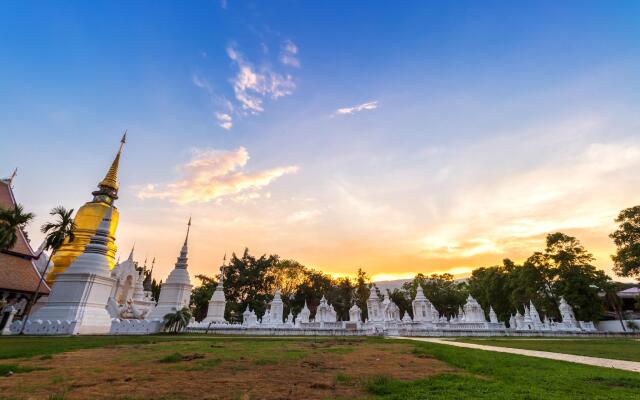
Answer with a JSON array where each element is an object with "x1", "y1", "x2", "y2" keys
[
  {"x1": 146, "y1": 219, "x2": 193, "y2": 321},
  {"x1": 202, "y1": 264, "x2": 227, "y2": 324}
]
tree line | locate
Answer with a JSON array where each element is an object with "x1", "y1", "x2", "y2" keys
[
  {"x1": 2, "y1": 199, "x2": 639, "y2": 325},
  {"x1": 189, "y1": 205, "x2": 640, "y2": 324}
]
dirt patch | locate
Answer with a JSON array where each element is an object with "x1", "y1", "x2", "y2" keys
[{"x1": 0, "y1": 340, "x2": 455, "y2": 400}]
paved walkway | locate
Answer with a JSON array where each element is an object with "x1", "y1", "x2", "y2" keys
[{"x1": 392, "y1": 337, "x2": 640, "y2": 373}]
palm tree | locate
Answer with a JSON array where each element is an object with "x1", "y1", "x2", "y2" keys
[
  {"x1": 0, "y1": 204, "x2": 34, "y2": 251},
  {"x1": 19, "y1": 206, "x2": 75, "y2": 334},
  {"x1": 163, "y1": 307, "x2": 192, "y2": 333}
]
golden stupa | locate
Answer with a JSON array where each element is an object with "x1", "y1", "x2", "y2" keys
[{"x1": 46, "y1": 133, "x2": 126, "y2": 287}]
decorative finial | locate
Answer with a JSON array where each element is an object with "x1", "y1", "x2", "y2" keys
[
  {"x1": 98, "y1": 132, "x2": 127, "y2": 192},
  {"x1": 7, "y1": 168, "x2": 17, "y2": 187},
  {"x1": 150, "y1": 256, "x2": 155, "y2": 274},
  {"x1": 184, "y1": 216, "x2": 191, "y2": 245},
  {"x1": 127, "y1": 243, "x2": 135, "y2": 261}
]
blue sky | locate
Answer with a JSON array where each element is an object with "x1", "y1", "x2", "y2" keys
[{"x1": 1, "y1": 1, "x2": 639, "y2": 281}]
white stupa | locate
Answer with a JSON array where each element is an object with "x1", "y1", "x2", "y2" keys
[
  {"x1": 412, "y1": 286, "x2": 434, "y2": 322},
  {"x1": 348, "y1": 303, "x2": 362, "y2": 323},
  {"x1": 25, "y1": 207, "x2": 118, "y2": 334},
  {"x1": 202, "y1": 263, "x2": 227, "y2": 324},
  {"x1": 146, "y1": 218, "x2": 193, "y2": 321}
]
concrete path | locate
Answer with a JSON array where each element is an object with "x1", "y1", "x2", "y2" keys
[{"x1": 392, "y1": 337, "x2": 640, "y2": 373}]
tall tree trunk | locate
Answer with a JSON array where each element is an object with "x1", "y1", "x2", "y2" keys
[{"x1": 19, "y1": 251, "x2": 54, "y2": 335}]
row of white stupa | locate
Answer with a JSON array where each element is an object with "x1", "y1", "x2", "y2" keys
[
  {"x1": 8, "y1": 208, "x2": 596, "y2": 335},
  {"x1": 191, "y1": 274, "x2": 596, "y2": 333}
]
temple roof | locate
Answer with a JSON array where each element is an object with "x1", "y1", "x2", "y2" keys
[
  {"x1": 0, "y1": 179, "x2": 37, "y2": 258},
  {"x1": 0, "y1": 179, "x2": 50, "y2": 294},
  {"x1": 0, "y1": 252, "x2": 50, "y2": 294}
]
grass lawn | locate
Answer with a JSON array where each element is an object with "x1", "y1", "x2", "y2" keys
[
  {"x1": 0, "y1": 335, "x2": 637, "y2": 399},
  {"x1": 456, "y1": 338, "x2": 640, "y2": 362}
]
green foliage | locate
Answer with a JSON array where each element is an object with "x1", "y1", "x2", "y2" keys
[
  {"x1": 610, "y1": 205, "x2": 640, "y2": 278},
  {"x1": 0, "y1": 203, "x2": 34, "y2": 251},
  {"x1": 162, "y1": 307, "x2": 192, "y2": 333},
  {"x1": 159, "y1": 352, "x2": 185, "y2": 363},
  {"x1": 224, "y1": 248, "x2": 279, "y2": 320},
  {"x1": 468, "y1": 233, "x2": 611, "y2": 322},
  {"x1": 401, "y1": 273, "x2": 468, "y2": 318},
  {"x1": 151, "y1": 279, "x2": 161, "y2": 302},
  {"x1": 40, "y1": 206, "x2": 76, "y2": 252},
  {"x1": 626, "y1": 320, "x2": 640, "y2": 332}
]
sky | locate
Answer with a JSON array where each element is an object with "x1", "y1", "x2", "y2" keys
[{"x1": 1, "y1": 1, "x2": 640, "y2": 283}]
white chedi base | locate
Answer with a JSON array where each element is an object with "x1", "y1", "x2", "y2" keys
[
  {"x1": 25, "y1": 272, "x2": 116, "y2": 334},
  {"x1": 146, "y1": 268, "x2": 192, "y2": 321}
]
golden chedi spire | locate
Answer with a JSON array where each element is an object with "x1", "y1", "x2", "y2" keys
[
  {"x1": 98, "y1": 131, "x2": 126, "y2": 192},
  {"x1": 47, "y1": 132, "x2": 126, "y2": 286}
]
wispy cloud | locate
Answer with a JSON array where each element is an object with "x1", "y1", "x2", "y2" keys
[
  {"x1": 286, "y1": 209, "x2": 323, "y2": 224},
  {"x1": 335, "y1": 100, "x2": 379, "y2": 116},
  {"x1": 215, "y1": 112, "x2": 233, "y2": 130},
  {"x1": 227, "y1": 45, "x2": 296, "y2": 114},
  {"x1": 279, "y1": 40, "x2": 300, "y2": 68},
  {"x1": 137, "y1": 147, "x2": 298, "y2": 204},
  {"x1": 192, "y1": 73, "x2": 213, "y2": 93}
]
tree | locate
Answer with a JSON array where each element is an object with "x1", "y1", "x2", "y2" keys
[
  {"x1": 151, "y1": 279, "x2": 162, "y2": 302},
  {"x1": 224, "y1": 248, "x2": 278, "y2": 320},
  {"x1": 0, "y1": 204, "x2": 34, "y2": 251},
  {"x1": 610, "y1": 205, "x2": 640, "y2": 279},
  {"x1": 388, "y1": 288, "x2": 412, "y2": 319},
  {"x1": 544, "y1": 232, "x2": 609, "y2": 321},
  {"x1": 403, "y1": 273, "x2": 468, "y2": 318},
  {"x1": 467, "y1": 263, "x2": 512, "y2": 322},
  {"x1": 20, "y1": 206, "x2": 75, "y2": 334},
  {"x1": 326, "y1": 277, "x2": 354, "y2": 321},
  {"x1": 163, "y1": 307, "x2": 192, "y2": 333},
  {"x1": 292, "y1": 269, "x2": 333, "y2": 318},
  {"x1": 353, "y1": 268, "x2": 371, "y2": 321}
]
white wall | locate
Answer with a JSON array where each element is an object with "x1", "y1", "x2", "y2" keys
[{"x1": 596, "y1": 319, "x2": 640, "y2": 332}]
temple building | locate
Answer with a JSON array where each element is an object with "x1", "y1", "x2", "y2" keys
[
  {"x1": 0, "y1": 172, "x2": 50, "y2": 331},
  {"x1": 46, "y1": 133, "x2": 126, "y2": 286},
  {"x1": 107, "y1": 248, "x2": 155, "y2": 319}
]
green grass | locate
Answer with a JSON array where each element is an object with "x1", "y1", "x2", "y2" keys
[
  {"x1": 456, "y1": 338, "x2": 640, "y2": 362},
  {"x1": 159, "y1": 352, "x2": 185, "y2": 363},
  {"x1": 0, "y1": 335, "x2": 180, "y2": 360},
  {"x1": 0, "y1": 363, "x2": 42, "y2": 376},
  {"x1": 2, "y1": 335, "x2": 640, "y2": 399},
  {"x1": 367, "y1": 339, "x2": 640, "y2": 399}
]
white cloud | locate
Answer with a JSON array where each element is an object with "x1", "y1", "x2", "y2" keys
[
  {"x1": 192, "y1": 73, "x2": 212, "y2": 93},
  {"x1": 227, "y1": 45, "x2": 296, "y2": 114},
  {"x1": 279, "y1": 40, "x2": 300, "y2": 68},
  {"x1": 138, "y1": 147, "x2": 298, "y2": 204},
  {"x1": 286, "y1": 209, "x2": 323, "y2": 224},
  {"x1": 215, "y1": 112, "x2": 233, "y2": 130},
  {"x1": 335, "y1": 101, "x2": 379, "y2": 115}
]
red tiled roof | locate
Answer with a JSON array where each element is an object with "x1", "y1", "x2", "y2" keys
[
  {"x1": 0, "y1": 180, "x2": 36, "y2": 258},
  {"x1": 0, "y1": 179, "x2": 49, "y2": 294},
  {"x1": 0, "y1": 252, "x2": 49, "y2": 294}
]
